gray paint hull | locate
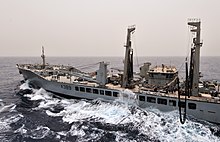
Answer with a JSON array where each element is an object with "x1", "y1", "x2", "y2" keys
[{"x1": 18, "y1": 67, "x2": 220, "y2": 124}]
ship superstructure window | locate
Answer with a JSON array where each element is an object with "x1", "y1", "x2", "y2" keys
[
  {"x1": 178, "y1": 101, "x2": 186, "y2": 108},
  {"x1": 208, "y1": 111, "x2": 216, "y2": 114},
  {"x1": 113, "y1": 92, "x2": 119, "y2": 97},
  {"x1": 75, "y1": 86, "x2": 79, "y2": 91},
  {"x1": 105, "y1": 90, "x2": 112, "y2": 96},
  {"x1": 169, "y1": 100, "x2": 176, "y2": 106},
  {"x1": 188, "y1": 103, "x2": 196, "y2": 110},
  {"x1": 166, "y1": 74, "x2": 174, "y2": 79},
  {"x1": 157, "y1": 98, "x2": 167, "y2": 105},
  {"x1": 86, "y1": 88, "x2": 92, "y2": 93},
  {"x1": 147, "y1": 97, "x2": 156, "y2": 103},
  {"x1": 139, "y1": 96, "x2": 145, "y2": 101},
  {"x1": 100, "y1": 90, "x2": 104, "y2": 95},
  {"x1": 61, "y1": 85, "x2": 71, "y2": 90},
  {"x1": 49, "y1": 72, "x2": 53, "y2": 76},
  {"x1": 80, "y1": 87, "x2": 85, "y2": 92},
  {"x1": 93, "y1": 89, "x2": 99, "y2": 94}
]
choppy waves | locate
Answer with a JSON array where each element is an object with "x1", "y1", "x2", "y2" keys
[{"x1": 1, "y1": 81, "x2": 220, "y2": 141}]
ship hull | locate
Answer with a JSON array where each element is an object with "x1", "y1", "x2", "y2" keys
[{"x1": 18, "y1": 67, "x2": 220, "y2": 124}]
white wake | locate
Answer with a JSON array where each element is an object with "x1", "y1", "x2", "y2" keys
[{"x1": 16, "y1": 81, "x2": 220, "y2": 141}]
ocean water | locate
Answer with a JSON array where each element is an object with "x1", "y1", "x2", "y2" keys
[{"x1": 0, "y1": 56, "x2": 220, "y2": 142}]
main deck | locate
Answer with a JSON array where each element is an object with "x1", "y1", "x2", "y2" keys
[{"x1": 18, "y1": 64, "x2": 220, "y2": 105}]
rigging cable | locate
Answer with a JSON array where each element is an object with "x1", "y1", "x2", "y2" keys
[
  {"x1": 178, "y1": 58, "x2": 189, "y2": 124},
  {"x1": 132, "y1": 31, "x2": 140, "y2": 68},
  {"x1": 75, "y1": 62, "x2": 99, "y2": 68},
  {"x1": 177, "y1": 25, "x2": 192, "y2": 74},
  {"x1": 76, "y1": 62, "x2": 100, "y2": 70}
]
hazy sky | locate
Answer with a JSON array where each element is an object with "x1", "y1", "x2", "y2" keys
[{"x1": 0, "y1": 0, "x2": 220, "y2": 57}]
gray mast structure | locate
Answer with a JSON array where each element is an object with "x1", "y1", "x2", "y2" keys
[
  {"x1": 122, "y1": 26, "x2": 136, "y2": 88},
  {"x1": 188, "y1": 19, "x2": 202, "y2": 96},
  {"x1": 41, "y1": 46, "x2": 46, "y2": 69}
]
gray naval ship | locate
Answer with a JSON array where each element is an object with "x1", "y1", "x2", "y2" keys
[{"x1": 17, "y1": 20, "x2": 220, "y2": 124}]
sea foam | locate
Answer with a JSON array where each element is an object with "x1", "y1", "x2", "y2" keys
[{"x1": 17, "y1": 81, "x2": 220, "y2": 142}]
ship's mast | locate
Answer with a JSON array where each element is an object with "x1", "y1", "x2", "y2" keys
[
  {"x1": 122, "y1": 25, "x2": 135, "y2": 88},
  {"x1": 188, "y1": 19, "x2": 202, "y2": 96},
  {"x1": 41, "y1": 46, "x2": 46, "y2": 69}
]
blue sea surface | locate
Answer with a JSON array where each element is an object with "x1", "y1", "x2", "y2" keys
[{"x1": 0, "y1": 56, "x2": 220, "y2": 142}]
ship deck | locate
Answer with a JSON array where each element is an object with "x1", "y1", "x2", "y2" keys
[{"x1": 18, "y1": 64, "x2": 220, "y2": 104}]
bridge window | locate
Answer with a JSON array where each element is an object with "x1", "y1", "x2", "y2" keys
[
  {"x1": 147, "y1": 97, "x2": 156, "y2": 103},
  {"x1": 93, "y1": 89, "x2": 99, "y2": 94},
  {"x1": 139, "y1": 96, "x2": 145, "y2": 101},
  {"x1": 188, "y1": 103, "x2": 196, "y2": 110},
  {"x1": 157, "y1": 98, "x2": 167, "y2": 105},
  {"x1": 169, "y1": 100, "x2": 176, "y2": 106}
]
